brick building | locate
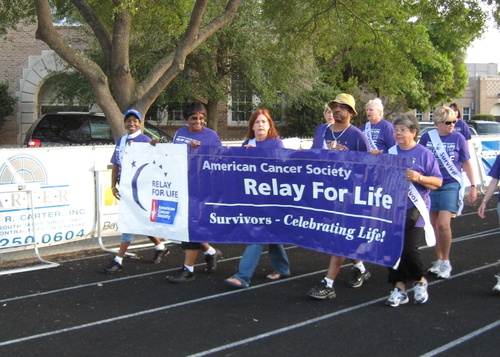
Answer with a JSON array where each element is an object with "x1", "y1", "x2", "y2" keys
[
  {"x1": 416, "y1": 63, "x2": 500, "y2": 122},
  {"x1": 0, "y1": 23, "x2": 249, "y2": 147}
]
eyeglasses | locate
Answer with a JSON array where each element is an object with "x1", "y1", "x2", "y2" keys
[
  {"x1": 442, "y1": 121, "x2": 457, "y2": 125},
  {"x1": 394, "y1": 128, "x2": 411, "y2": 134},
  {"x1": 188, "y1": 115, "x2": 205, "y2": 121}
]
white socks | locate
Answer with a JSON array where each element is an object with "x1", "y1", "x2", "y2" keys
[
  {"x1": 204, "y1": 247, "x2": 216, "y2": 255},
  {"x1": 353, "y1": 261, "x2": 366, "y2": 273}
]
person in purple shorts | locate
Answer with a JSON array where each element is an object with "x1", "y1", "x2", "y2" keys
[
  {"x1": 102, "y1": 108, "x2": 170, "y2": 273},
  {"x1": 308, "y1": 94, "x2": 371, "y2": 300},
  {"x1": 224, "y1": 109, "x2": 291, "y2": 288},
  {"x1": 378, "y1": 114, "x2": 442, "y2": 307},
  {"x1": 360, "y1": 98, "x2": 395, "y2": 154},
  {"x1": 477, "y1": 154, "x2": 500, "y2": 294},
  {"x1": 419, "y1": 106, "x2": 477, "y2": 279},
  {"x1": 167, "y1": 101, "x2": 223, "y2": 283}
]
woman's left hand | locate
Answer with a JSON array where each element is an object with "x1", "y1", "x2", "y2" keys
[{"x1": 468, "y1": 186, "x2": 477, "y2": 204}]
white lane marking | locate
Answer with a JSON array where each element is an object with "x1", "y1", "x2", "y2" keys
[
  {"x1": 0, "y1": 262, "x2": 497, "y2": 349},
  {"x1": 419, "y1": 319, "x2": 500, "y2": 357}
]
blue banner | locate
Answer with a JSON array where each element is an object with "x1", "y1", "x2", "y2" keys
[
  {"x1": 480, "y1": 140, "x2": 500, "y2": 173},
  {"x1": 188, "y1": 146, "x2": 412, "y2": 267}
]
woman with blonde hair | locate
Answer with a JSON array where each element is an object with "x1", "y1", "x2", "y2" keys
[{"x1": 419, "y1": 106, "x2": 477, "y2": 279}]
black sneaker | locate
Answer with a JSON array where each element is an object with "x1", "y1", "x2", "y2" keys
[
  {"x1": 347, "y1": 268, "x2": 371, "y2": 288},
  {"x1": 168, "y1": 267, "x2": 195, "y2": 283},
  {"x1": 204, "y1": 249, "x2": 223, "y2": 273},
  {"x1": 101, "y1": 259, "x2": 123, "y2": 274},
  {"x1": 307, "y1": 280, "x2": 336, "y2": 300},
  {"x1": 150, "y1": 247, "x2": 170, "y2": 264}
]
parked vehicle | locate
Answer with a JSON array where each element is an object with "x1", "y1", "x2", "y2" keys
[
  {"x1": 468, "y1": 120, "x2": 500, "y2": 135},
  {"x1": 24, "y1": 112, "x2": 172, "y2": 147}
]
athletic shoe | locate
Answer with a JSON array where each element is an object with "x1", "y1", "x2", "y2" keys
[
  {"x1": 413, "y1": 280, "x2": 429, "y2": 304},
  {"x1": 101, "y1": 259, "x2": 122, "y2": 274},
  {"x1": 385, "y1": 288, "x2": 409, "y2": 307},
  {"x1": 168, "y1": 267, "x2": 195, "y2": 283},
  {"x1": 437, "y1": 261, "x2": 452, "y2": 279},
  {"x1": 204, "y1": 248, "x2": 223, "y2": 273},
  {"x1": 428, "y1": 260, "x2": 442, "y2": 275},
  {"x1": 307, "y1": 280, "x2": 336, "y2": 300},
  {"x1": 150, "y1": 247, "x2": 170, "y2": 264},
  {"x1": 493, "y1": 274, "x2": 500, "y2": 294},
  {"x1": 347, "y1": 268, "x2": 371, "y2": 288}
]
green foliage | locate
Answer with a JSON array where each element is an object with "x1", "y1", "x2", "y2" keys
[
  {"x1": 472, "y1": 114, "x2": 495, "y2": 121},
  {"x1": 0, "y1": 82, "x2": 17, "y2": 130},
  {"x1": 279, "y1": 83, "x2": 340, "y2": 138}
]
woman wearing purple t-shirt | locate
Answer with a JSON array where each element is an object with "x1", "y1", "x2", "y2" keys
[
  {"x1": 168, "y1": 101, "x2": 223, "y2": 284},
  {"x1": 419, "y1": 106, "x2": 477, "y2": 279},
  {"x1": 381, "y1": 114, "x2": 442, "y2": 307},
  {"x1": 224, "y1": 109, "x2": 291, "y2": 288},
  {"x1": 477, "y1": 154, "x2": 500, "y2": 293},
  {"x1": 360, "y1": 98, "x2": 395, "y2": 154}
]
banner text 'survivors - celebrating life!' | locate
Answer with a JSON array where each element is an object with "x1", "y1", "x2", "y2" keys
[{"x1": 119, "y1": 143, "x2": 413, "y2": 267}]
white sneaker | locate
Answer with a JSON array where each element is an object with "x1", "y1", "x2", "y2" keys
[
  {"x1": 414, "y1": 280, "x2": 429, "y2": 304},
  {"x1": 493, "y1": 274, "x2": 500, "y2": 294},
  {"x1": 428, "y1": 260, "x2": 442, "y2": 275},
  {"x1": 437, "y1": 261, "x2": 452, "y2": 279},
  {"x1": 385, "y1": 288, "x2": 409, "y2": 307}
]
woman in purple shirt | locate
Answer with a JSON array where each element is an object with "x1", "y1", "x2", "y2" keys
[
  {"x1": 477, "y1": 154, "x2": 500, "y2": 293},
  {"x1": 419, "y1": 106, "x2": 477, "y2": 279},
  {"x1": 360, "y1": 98, "x2": 395, "y2": 154},
  {"x1": 224, "y1": 109, "x2": 291, "y2": 288}
]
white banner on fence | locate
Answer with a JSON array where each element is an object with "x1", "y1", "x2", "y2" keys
[{"x1": 0, "y1": 146, "x2": 118, "y2": 248}]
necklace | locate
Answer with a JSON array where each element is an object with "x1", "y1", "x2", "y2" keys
[{"x1": 330, "y1": 125, "x2": 350, "y2": 149}]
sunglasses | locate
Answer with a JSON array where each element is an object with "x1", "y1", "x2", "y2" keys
[{"x1": 442, "y1": 121, "x2": 457, "y2": 125}]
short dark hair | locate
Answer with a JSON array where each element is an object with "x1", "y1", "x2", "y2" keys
[
  {"x1": 182, "y1": 100, "x2": 207, "y2": 119},
  {"x1": 392, "y1": 113, "x2": 420, "y2": 136}
]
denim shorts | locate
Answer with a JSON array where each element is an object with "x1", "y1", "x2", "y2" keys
[
  {"x1": 430, "y1": 181, "x2": 460, "y2": 213},
  {"x1": 121, "y1": 233, "x2": 134, "y2": 242}
]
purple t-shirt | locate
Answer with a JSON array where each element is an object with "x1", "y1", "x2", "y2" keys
[
  {"x1": 487, "y1": 155, "x2": 500, "y2": 203},
  {"x1": 242, "y1": 137, "x2": 284, "y2": 148},
  {"x1": 391, "y1": 144, "x2": 442, "y2": 227},
  {"x1": 419, "y1": 130, "x2": 470, "y2": 185},
  {"x1": 360, "y1": 119, "x2": 396, "y2": 152},
  {"x1": 312, "y1": 123, "x2": 369, "y2": 151},
  {"x1": 173, "y1": 126, "x2": 222, "y2": 147},
  {"x1": 453, "y1": 119, "x2": 472, "y2": 140},
  {"x1": 111, "y1": 132, "x2": 151, "y2": 182}
]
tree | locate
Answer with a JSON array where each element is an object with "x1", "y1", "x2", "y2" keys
[
  {"x1": 1, "y1": 0, "x2": 242, "y2": 139},
  {"x1": 0, "y1": 82, "x2": 17, "y2": 130},
  {"x1": 263, "y1": 0, "x2": 488, "y2": 113}
]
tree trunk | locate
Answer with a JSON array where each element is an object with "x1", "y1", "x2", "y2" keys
[{"x1": 206, "y1": 99, "x2": 219, "y2": 133}]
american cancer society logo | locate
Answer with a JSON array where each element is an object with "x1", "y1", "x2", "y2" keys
[
  {"x1": 150, "y1": 199, "x2": 178, "y2": 224},
  {"x1": 130, "y1": 159, "x2": 179, "y2": 225}
]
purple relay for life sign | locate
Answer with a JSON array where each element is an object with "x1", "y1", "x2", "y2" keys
[{"x1": 188, "y1": 146, "x2": 412, "y2": 267}]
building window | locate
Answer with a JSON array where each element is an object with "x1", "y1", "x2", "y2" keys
[
  {"x1": 462, "y1": 107, "x2": 470, "y2": 121},
  {"x1": 147, "y1": 104, "x2": 184, "y2": 126},
  {"x1": 429, "y1": 107, "x2": 436, "y2": 122},
  {"x1": 228, "y1": 74, "x2": 259, "y2": 126},
  {"x1": 415, "y1": 110, "x2": 423, "y2": 121}
]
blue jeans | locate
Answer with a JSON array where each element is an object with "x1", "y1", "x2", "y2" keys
[{"x1": 232, "y1": 244, "x2": 290, "y2": 286}]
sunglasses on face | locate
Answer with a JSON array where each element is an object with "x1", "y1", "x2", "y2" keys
[{"x1": 442, "y1": 121, "x2": 457, "y2": 125}]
